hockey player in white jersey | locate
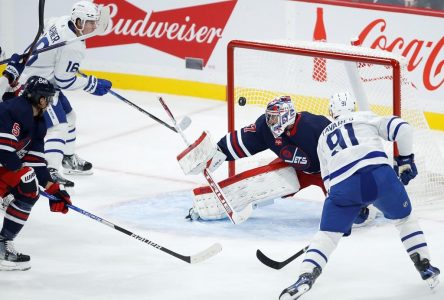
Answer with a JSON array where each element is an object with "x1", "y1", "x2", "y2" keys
[
  {"x1": 21, "y1": 1, "x2": 112, "y2": 187},
  {"x1": 279, "y1": 92, "x2": 440, "y2": 300},
  {"x1": 0, "y1": 52, "x2": 26, "y2": 99}
]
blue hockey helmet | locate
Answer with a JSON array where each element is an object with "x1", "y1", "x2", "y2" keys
[
  {"x1": 265, "y1": 96, "x2": 296, "y2": 138},
  {"x1": 22, "y1": 76, "x2": 55, "y2": 106}
]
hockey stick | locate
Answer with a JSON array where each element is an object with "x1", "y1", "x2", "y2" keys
[
  {"x1": 158, "y1": 96, "x2": 253, "y2": 224},
  {"x1": 256, "y1": 245, "x2": 308, "y2": 270},
  {"x1": 40, "y1": 190, "x2": 222, "y2": 264},
  {"x1": 0, "y1": 5, "x2": 110, "y2": 66},
  {"x1": 22, "y1": 0, "x2": 46, "y2": 64},
  {"x1": 0, "y1": 0, "x2": 45, "y2": 69},
  {"x1": 77, "y1": 71, "x2": 190, "y2": 132}
]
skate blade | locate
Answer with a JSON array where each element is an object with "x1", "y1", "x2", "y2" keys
[
  {"x1": 280, "y1": 284, "x2": 310, "y2": 300},
  {"x1": 63, "y1": 169, "x2": 93, "y2": 176},
  {"x1": 0, "y1": 260, "x2": 31, "y2": 271},
  {"x1": 427, "y1": 276, "x2": 440, "y2": 290}
]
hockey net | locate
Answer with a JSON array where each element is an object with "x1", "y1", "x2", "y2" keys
[{"x1": 227, "y1": 40, "x2": 444, "y2": 206}]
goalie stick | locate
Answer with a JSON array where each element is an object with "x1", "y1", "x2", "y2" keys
[
  {"x1": 256, "y1": 246, "x2": 308, "y2": 270},
  {"x1": 0, "y1": 5, "x2": 110, "y2": 66},
  {"x1": 40, "y1": 190, "x2": 222, "y2": 264},
  {"x1": 78, "y1": 71, "x2": 190, "y2": 132},
  {"x1": 158, "y1": 96, "x2": 253, "y2": 224}
]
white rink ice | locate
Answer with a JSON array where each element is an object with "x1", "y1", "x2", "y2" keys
[{"x1": 1, "y1": 90, "x2": 444, "y2": 300}]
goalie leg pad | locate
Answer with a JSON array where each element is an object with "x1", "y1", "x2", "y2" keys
[{"x1": 192, "y1": 161, "x2": 300, "y2": 220}]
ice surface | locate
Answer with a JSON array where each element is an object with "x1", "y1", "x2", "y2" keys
[{"x1": 0, "y1": 90, "x2": 443, "y2": 300}]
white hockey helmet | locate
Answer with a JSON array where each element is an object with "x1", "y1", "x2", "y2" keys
[
  {"x1": 329, "y1": 92, "x2": 356, "y2": 118},
  {"x1": 71, "y1": 1, "x2": 100, "y2": 32},
  {"x1": 265, "y1": 96, "x2": 296, "y2": 138}
]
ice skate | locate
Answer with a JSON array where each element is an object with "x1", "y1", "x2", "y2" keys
[
  {"x1": 0, "y1": 194, "x2": 14, "y2": 211},
  {"x1": 411, "y1": 253, "x2": 440, "y2": 290},
  {"x1": 279, "y1": 267, "x2": 321, "y2": 300},
  {"x1": 352, "y1": 205, "x2": 378, "y2": 228},
  {"x1": 62, "y1": 154, "x2": 93, "y2": 175},
  {"x1": 0, "y1": 238, "x2": 31, "y2": 271},
  {"x1": 49, "y1": 167, "x2": 75, "y2": 188}
]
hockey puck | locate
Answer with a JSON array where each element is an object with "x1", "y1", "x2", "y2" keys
[{"x1": 238, "y1": 96, "x2": 247, "y2": 106}]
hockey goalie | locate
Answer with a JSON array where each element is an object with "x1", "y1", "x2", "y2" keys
[{"x1": 177, "y1": 96, "x2": 376, "y2": 224}]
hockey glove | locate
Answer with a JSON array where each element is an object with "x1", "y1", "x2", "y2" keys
[
  {"x1": 177, "y1": 131, "x2": 227, "y2": 175},
  {"x1": 2, "y1": 53, "x2": 26, "y2": 84},
  {"x1": 0, "y1": 167, "x2": 39, "y2": 199},
  {"x1": 46, "y1": 182, "x2": 72, "y2": 214},
  {"x1": 394, "y1": 154, "x2": 418, "y2": 185},
  {"x1": 84, "y1": 75, "x2": 112, "y2": 96}
]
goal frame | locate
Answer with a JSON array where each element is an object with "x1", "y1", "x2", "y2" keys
[{"x1": 226, "y1": 39, "x2": 402, "y2": 177}]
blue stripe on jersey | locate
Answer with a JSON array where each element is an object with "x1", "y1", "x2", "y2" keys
[
  {"x1": 44, "y1": 149, "x2": 64, "y2": 155},
  {"x1": 46, "y1": 138, "x2": 66, "y2": 144},
  {"x1": 392, "y1": 122, "x2": 408, "y2": 141},
  {"x1": 323, "y1": 151, "x2": 388, "y2": 182},
  {"x1": 306, "y1": 249, "x2": 328, "y2": 263},
  {"x1": 55, "y1": 76, "x2": 76, "y2": 89},
  {"x1": 401, "y1": 231, "x2": 424, "y2": 242},
  {"x1": 303, "y1": 259, "x2": 322, "y2": 269},
  {"x1": 407, "y1": 243, "x2": 428, "y2": 253},
  {"x1": 84, "y1": 76, "x2": 97, "y2": 92},
  {"x1": 386, "y1": 117, "x2": 400, "y2": 141}
]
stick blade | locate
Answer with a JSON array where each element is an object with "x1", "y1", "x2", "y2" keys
[
  {"x1": 178, "y1": 116, "x2": 192, "y2": 131},
  {"x1": 189, "y1": 243, "x2": 222, "y2": 264},
  {"x1": 256, "y1": 249, "x2": 283, "y2": 269}
]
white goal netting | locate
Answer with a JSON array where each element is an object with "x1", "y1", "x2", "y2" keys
[{"x1": 228, "y1": 40, "x2": 444, "y2": 206}]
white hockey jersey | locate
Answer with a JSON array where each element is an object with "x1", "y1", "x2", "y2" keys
[
  {"x1": 317, "y1": 111, "x2": 413, "y2": 190},
  {"x1": 21, "y1": 16, "x2": 90, "y2": 91},
  {"x1": 0, "y1": 77, "x2": 9, "y2": 97}
]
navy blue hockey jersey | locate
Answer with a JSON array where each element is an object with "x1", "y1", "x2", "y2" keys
[
  {"x1": 217, "y1": 112, "x2": 331, "y2": 174},
  {"x1": 0, "y1": 96, "x2": 51, "y2": 186}
]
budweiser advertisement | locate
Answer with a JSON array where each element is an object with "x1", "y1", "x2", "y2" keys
[{"x1": 88, "y1": 0, "x2": 237, "y2": 66}]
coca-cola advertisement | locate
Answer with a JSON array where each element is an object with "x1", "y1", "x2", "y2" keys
[{"x1": 288, "y1": 1, "x2": 443, "y2": 111}]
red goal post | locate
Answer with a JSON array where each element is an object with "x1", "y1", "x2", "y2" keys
[{"x1": 226, "y1": 39, "x2": 444, "y2": 205}]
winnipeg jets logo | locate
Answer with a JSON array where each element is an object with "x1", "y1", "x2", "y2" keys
[
  {"x1": 280, "y1": 146, "x2": 310, "y2": 170},
  {"x1": 12, "y1": 123, "x2": 20, "y2": 136}
]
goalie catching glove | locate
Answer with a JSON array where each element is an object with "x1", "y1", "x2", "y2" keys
[
  {"x1": 394, "y1": 154, "x2": 418, "y2": 185},
  {"x1": 177, "y1": 131, "x2": 226, "y2": 175}
]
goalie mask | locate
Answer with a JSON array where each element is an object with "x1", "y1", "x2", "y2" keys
[
  {"x1": 329, "y1": 92, "x2": 356, "y2": 119},
  {"x1": 265, "y1": 96, "x2": 296, "y2": 138},
  {"x1": 71, "y1": 1, "x2": 100, "y2": 35}
]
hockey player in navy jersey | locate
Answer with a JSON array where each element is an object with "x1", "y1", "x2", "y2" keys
[
  {"x1": 279, "y1": 92, "x2": 440, "y2": 300},
  {"x1": 21, "y1": 1, "x2": 112, "y2": 188},
  {"x1": 217, "y1": 96, "x2": 330, "y2": 190},
  {"x1": 0, "y1": 76, "x2": 72, "y2": 271},
  {"x1": 179, "y1": 95, "x2": 377, "y2": 223}
]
